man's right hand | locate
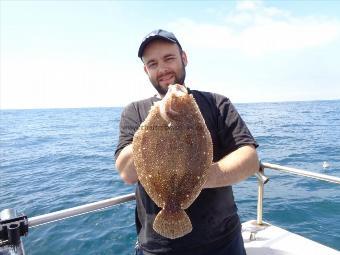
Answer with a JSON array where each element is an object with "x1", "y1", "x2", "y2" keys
[{"x1": 115, "y1": 144, "x2": 138, "y2": 184}]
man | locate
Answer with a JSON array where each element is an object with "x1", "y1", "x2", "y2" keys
[{"x1": 115, "y1": 29, "x2": 259, "y2": 255}]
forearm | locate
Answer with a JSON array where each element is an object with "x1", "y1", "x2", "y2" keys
[
  {"x1": 204, "y1": 145, "x2": 259, "y2": 188},
  {"x1": 115, "y1": 144, "x2": 138, "y2": 184}
]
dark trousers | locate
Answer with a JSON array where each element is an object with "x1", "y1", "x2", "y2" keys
[{"x1": 135, "y1": 230, "x2": 246, "y2": 255}]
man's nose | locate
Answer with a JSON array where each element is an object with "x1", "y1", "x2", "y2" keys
[{"x1": 158, "y1": 62, "x2": 169, "y2": 75}]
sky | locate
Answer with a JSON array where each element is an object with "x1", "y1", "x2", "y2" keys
[{"x1": 1, "y1": 0, "x2": 340, "y2": 109}]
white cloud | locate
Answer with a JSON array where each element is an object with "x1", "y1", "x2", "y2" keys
[
  {"x1": 235, "y1": 0, "x2": 260, "y2": 11},
  {"x1": 1, "y1": 55, "x2": 153, "y2": 109},
  {"x1": 170, "y1": 1, "x2": 340, "y2": 57}
]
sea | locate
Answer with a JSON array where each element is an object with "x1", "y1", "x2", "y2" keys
[{"x1": 1, "y1": 100, "x2": 339, "y2": 254}]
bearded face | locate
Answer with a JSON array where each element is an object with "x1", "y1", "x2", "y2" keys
[
  {"x1": 149, "y1": 59, "x2": 186, "y2": 96},
  {"x1": 142, "y1": 39, "x2": 188, "y2": 97}
]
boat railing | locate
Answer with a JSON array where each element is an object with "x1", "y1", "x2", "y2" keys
[
  {"x1": 1, "y1": 162, "x2": 340, "y2": 251},
  {"x1": 256, "y1": 162, "x2": 340, "y2": 225},
  {"x1": 27, "y1": 193, "x2": 136, "y2": 228},
  {"x1": 27, "y1": 162, "x2": 340, "y2": 227}
]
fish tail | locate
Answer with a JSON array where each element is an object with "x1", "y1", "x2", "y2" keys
[{"x1": 153, "y1": 208, "x2": 192, "y2": 239}]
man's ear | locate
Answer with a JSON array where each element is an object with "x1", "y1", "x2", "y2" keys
[
  {"x1": 181, "y1": 51, "x2": 188, "y2": 67},
  {"x1": 144, "y1": 65, "x2": 148, "y2": 75}
]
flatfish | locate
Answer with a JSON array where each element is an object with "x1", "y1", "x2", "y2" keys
[{"x1": 132, "y1": 84, "x2": 213, "y2": 239}]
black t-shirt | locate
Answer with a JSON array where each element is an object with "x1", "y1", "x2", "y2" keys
[{"x1": 115, "y1": 89, "x2": 258, "y2": 255}]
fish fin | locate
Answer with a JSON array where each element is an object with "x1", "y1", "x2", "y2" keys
[{"x1": 153, "y1": 209, "x2": 192, "y2": 239}]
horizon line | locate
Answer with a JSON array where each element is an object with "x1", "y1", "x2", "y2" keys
[{"x1": 1, "y1": 98, "x2": 339, "y2": 111}]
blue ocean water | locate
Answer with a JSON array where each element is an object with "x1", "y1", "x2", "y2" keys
[{"x1": 1, "y1": 100, "x2": 339, "y2": 254}]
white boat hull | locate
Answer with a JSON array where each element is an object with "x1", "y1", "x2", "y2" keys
[{"x1": 242, "y1": 220, "x2": 339, "y2": 255}]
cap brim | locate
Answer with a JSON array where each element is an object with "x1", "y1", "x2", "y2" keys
[{"x1": 138, "y1": 35, "x2": 177, "y2": 58}]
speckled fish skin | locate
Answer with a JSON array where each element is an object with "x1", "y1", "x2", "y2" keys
[{"x1": 132, "y1": 85, "x2": 213, "y2": 239}]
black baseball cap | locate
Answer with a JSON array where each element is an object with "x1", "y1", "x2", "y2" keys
[{"x1": 138, "y1": 29, "x2": 182, "y2": 58}]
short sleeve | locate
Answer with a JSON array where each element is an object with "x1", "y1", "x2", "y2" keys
[
  {"x1": 114, "y1": 103, "x2": 141, "y2": 160},
  {"x1": 215, "y1": 94, "x2": 258, "y2": 154}
]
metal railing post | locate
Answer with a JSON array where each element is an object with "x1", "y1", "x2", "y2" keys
[
  {"x1": 257, "y1": 178, "x2": 264, "y2": 225},
  {"x1": 255, "y1": 165, "x2": 269, "y2": 225}
]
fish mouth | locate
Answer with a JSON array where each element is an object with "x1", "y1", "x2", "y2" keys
[{"x1": 168, "y1": 84, "x2": 188, "y2": 96}]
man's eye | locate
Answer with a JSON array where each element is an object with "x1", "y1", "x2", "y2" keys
[
  {"x1": 148, "y1": 63, "x2": 156, "y2": 68},
  {"x1": 165, "y1": 57, "x2": 174, "y2": 62}
]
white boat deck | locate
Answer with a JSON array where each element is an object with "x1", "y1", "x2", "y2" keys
[{"x1": 242, "y1": 220, "x2": 339, "y2": 255}]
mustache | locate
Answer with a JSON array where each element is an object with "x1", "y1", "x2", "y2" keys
[{"x1": 157, "y1": 72, "x2": 175, "y2": 80}]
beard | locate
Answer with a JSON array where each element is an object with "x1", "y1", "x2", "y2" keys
[{"x1": 150, "y1": 62, "x2": 186, "y2": 96}]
